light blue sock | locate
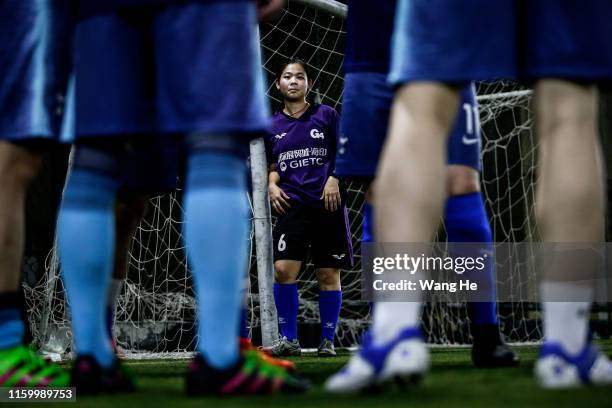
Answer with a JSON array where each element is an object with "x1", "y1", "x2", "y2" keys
[
  {"x1": 445, "y1": 192, "x2": 498, "y2": 325},
  {"x1": 184, "y1": 151, "x2": 249, "y2": 370},
  {"x1": 58, "y1": 169, "x2": 118, "y2": 368}
]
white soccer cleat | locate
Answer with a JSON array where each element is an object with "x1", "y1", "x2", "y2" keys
[
  {"x1": 535, "y1": 342, "x2": 612, "y2": 389},
  {"x1": 325, "y1": 353, "x2": 377, "y2": 394},
  {"x1": 378, "y1": 336, "x2": 429, "y2": 384},
  {"x1": 325, "y1": 327, "x2": 429, "y2": 394}
]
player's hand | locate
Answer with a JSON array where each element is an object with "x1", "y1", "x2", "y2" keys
[
  {"x1": 321, "y1": 176, "x2": 341, "y2": 212},
  {"x1": 257, "y1": 0, "x2": 285, "y2": 22},
  {"x1": 269, "y1": 183, "x2": 291, "y2": 214}
]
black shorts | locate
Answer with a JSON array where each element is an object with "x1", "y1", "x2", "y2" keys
[{"x1": 273, "y1": 202, "x2": 354, "y2": 269}]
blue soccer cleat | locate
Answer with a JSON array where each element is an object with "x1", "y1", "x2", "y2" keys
[
  {"x1": 535, "y1": 342, "x2": 612, "y2": 389},
  {"x1": 325, "y1": 327, "x2": 429, "y2": 394}
]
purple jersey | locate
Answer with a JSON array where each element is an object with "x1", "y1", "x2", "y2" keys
[{"x1": 266, "y1": 104, "x2": 340, "y2": 207}]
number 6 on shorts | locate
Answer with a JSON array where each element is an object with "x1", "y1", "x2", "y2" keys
[{"x1": 278, "y1": 233, "x2": 287, "y2": 252}]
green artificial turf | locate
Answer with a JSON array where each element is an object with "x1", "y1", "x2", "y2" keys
[{"x1": 38, "y1": 342, "x2": 612, "y2": 408}]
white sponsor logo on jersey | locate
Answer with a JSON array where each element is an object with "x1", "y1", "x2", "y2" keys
[
  {"x1": 332, "y1": 254, "x2": 346, "y2": 260},
  {"x1": 275, "y1": 132, "x2": 287, "y2": 140},
  {"x1": 310, "y1": 128, "x2": 325, "y2": 139},
  {"x1": 339, "y1": 136, "x2": 348, "y2": 145},
  {"x1": 279, "y1": 161, "x2": 287, "y2": 172},
  {"x1": 461, "y1": 135, "x2": 480, "y2": 145}
]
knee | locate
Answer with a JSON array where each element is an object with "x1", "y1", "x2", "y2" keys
[
  {"x1": 536, "y1": 81, "x2": 598, "y2": 139},
  {"x1": 274, "y1": 262, "x2": 298, "y2": 283},
  {"x1": 395, "y1": 83, "x2": 461, "y2": 130},
  {"x1": 9, "y1": 159, "x2": 40, "y2": 187},
  {"x1": 447, "y1": 165, "x2": 480, "y2": 196},
  {"x1": 317, "y1": 269, "x2": 340, "y2": 291}
]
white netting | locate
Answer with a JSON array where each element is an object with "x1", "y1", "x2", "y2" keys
[
  {"x1": 479, "y1": 84, "x2": 540, "y2": 343},
  {"x1": 424, "y1": 83, "x2": 540, "y2": 345},
  {"x1": 24, "y1": 1, "x2": 541, "y2": 360}
]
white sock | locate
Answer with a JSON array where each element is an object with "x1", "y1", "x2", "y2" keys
[
  {"x1": 107, "y1": 278, "x2": 124, "y2": 311},
  {"x1": 541, "y1": 281, "x2": 592, "y2": 355},
  {"x1": 371, "y1": 302, "x2": 421, "y2": 346}
]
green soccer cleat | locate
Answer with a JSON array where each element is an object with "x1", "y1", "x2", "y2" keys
[
  {"x1": 186, "y1": 349, "x2": 310, "y2": 395},
  {"x1": 0, "y1": 345, "x2": 70, "y2": 387}
]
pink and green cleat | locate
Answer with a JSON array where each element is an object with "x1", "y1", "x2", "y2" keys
[
  {"x1": 186, "y1": 349, "x2": 309, "y2": 395},
  {"x1": 0, "y1": 345, "x2": 69, "y2": 387}
]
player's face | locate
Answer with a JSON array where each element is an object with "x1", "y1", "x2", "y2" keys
[{"x1": 276, "y1": 63, "x2": 309, "y2": 102}]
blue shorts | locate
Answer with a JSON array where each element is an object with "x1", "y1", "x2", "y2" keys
[
  {"x1": 73, "y1": 136, "x2": 182, "y2": 192},
  {"x1": 389, "y1": 0, "x2": 612, "y2": 85},
  {"x1": 75, "y1": 1, "x2": 269, "y2": 138},
  {"x1": 0, "y1": 0, "x2": 74, "y2": 142},
  {"x1": 335, "y1": 73, "x2": 480, "y2": 178}
]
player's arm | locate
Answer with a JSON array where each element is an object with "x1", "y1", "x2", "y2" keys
[{"x1": 268, "y1": 163, "x2": 291, "y2": 214}]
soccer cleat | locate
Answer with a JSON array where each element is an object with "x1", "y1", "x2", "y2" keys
[
  {"x1": 0, "y1": 345, "x2": 70, "y2": 387},
  {"x1": 325, "y1": 327, "x2": 429, "y2": 394},
  {"x1": 239, "y1": 338, "x2": 296, "y2": 372},
  {"x1": 471, "y1": 324, "x2": 519, "y2": 368},
  {"x1": 70, "y1": 355, "x2": 135, "y2": 394},
  {"x1": 317, "y1": 338, "x2": 337, "y2": 357},
  {"x1": 535, "y1": 342, "x2": 612, "y2": 389},
  {"x1": 185, "y1": 350, "x2": 310, "y2": 395},
  {"x1": 270, "y1": 336, "x2": 302, "y2": 357}
]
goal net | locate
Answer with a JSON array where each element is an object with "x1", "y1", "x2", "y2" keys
[{"x1": 24, "y1": 0, "x2": 541, "y2": 359}]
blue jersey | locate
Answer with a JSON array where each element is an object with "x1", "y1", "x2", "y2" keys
[
  {"x1": 265, "y1": 104, "x2": 340, "y2": 206},
  {"x1": 344, "y1": 0, "x2": 396, "y2": 74}
]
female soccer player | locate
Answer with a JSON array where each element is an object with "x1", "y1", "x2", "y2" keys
[{"x1": 265, "y1": 59, "x2": 353, "y2": 357}]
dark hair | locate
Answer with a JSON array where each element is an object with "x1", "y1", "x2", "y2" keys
[{"x1": 275, "y1": 58, "x2": 312, "y2": 81}]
